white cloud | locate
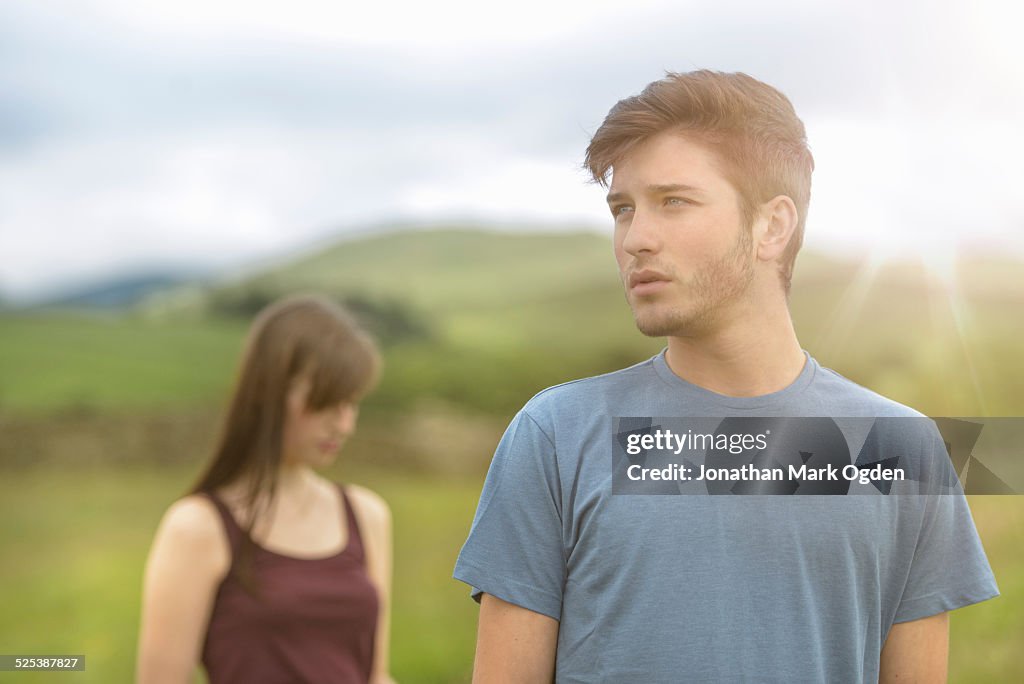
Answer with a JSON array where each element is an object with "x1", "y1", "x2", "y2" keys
[
  {"x1": 806, "y1": 115, "x2": 1024, "y2": 257},
  {"x1": 1, "y1": 0, "x2": 1022, "y2": 298},
  {"x1": 402, "y1": 157, "x2": 606, "y2": 225},
  {"x1": 86, "y1": 0, "x2": 683, "y2": 50}
]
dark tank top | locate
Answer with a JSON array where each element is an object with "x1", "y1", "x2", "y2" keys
[{"x1": 201, "y1": 483, "x2": 378, "y2": 683}]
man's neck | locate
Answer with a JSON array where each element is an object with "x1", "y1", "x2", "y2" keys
[{"x1": 664, "y1": 302, "x2": 806, "y2": 398}]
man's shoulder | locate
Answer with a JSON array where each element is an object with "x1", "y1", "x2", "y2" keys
[
  {"x1": 810, "y1": 360, "x2": 926, "y2": 418},
  {"x1": 521, "y1": 354, "x2": 660, "y2": 419}
]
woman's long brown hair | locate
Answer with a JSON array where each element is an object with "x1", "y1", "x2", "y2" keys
[{"x1": 190, "y1": 293, "x2": 380, "y2": 593}]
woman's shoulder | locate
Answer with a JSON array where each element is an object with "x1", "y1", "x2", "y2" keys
[
  {"x1": 340, "y1": 482, "x2": 391, "y2": 532},
  {"x1": 154, "y1": 494, "x2": 232, "y2": 563},
  {"x1": 164, "y1": 491, "x2": 223, "y2": 523}
]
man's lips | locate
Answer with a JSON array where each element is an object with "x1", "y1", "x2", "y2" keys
[{"x1": 628, "y1": 269, "x2": 671, "y2": 295}]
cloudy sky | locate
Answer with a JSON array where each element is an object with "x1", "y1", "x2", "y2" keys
[{"x1": 1, "y1": 0, "x2": 1022, "y2": 300}]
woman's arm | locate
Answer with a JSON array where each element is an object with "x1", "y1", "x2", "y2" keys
[
  {"x1": 348, "y1": 485, "x2": 396, "y2": 684},
  {"x1": 136, "y1": 496, "x2": 231, "y2": 684}
]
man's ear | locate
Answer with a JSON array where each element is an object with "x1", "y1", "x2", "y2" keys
[{"x1": 755, "y1": 195, "x2": 798, "y2": 262}]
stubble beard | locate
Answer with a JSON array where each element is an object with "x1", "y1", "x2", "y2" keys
[{"x1": 628, "y1": 228, "x2": 755, "y2": 338}]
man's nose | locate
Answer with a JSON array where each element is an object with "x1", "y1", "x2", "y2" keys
[{"x1": 620, "y1": 209, "x2": 662, "y2": 256}]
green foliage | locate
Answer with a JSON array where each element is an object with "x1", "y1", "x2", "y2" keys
[
  {"x1": 259, "y1": 227, "x2": 619, "y2": 316},
  {"x1": 204, "y1": 285, "x2": 434, "y2": 346},
  {"x1": 205, "y1": 283, "x2": 281, "y2": 319},
  {"x1": 342, "y1": 293, "x2": 435, "y2": 346}
]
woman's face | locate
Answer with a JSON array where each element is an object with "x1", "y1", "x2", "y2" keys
[{"x1": 281, "y1": 375, "x2": 359, "y2": 468}]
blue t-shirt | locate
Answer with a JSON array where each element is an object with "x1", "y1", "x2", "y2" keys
[{"x1": 454, "y1": 351, "x2": 998, "y2": 683}]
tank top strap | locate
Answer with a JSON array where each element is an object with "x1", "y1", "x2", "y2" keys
[
  {"x1": 200, "y1": 490, "x2": 245, "y2": 560},
  {"x1": 336, "y1": 483, "x2": 368, "y2": 566}
]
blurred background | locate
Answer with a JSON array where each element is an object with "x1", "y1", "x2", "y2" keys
[{"x1": 1, "y1": 0, "x2": 1022, "y2": 681}]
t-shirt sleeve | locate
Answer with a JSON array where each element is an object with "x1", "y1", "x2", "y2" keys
[
  {"x1": 453, "y1": 408, "x2": 565, "y2": 621},
  {"x1": 893, "y1": 429, "x2": 999, "y2": 623}
]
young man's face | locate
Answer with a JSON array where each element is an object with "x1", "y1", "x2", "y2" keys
[{"x1": 608, "y1": 130, "x2": 756, "y2": 338}]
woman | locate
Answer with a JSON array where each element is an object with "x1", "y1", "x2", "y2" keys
[{"x1": 137, "y1": 294, "x2": 394, "y2": 683}]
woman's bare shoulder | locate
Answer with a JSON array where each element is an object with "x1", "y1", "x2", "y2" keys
[
  {"x1": 343, "y1": 483, "x2": 391, "y2": 529},
  {"x1": 154, "y1": 494, "x2": 231, "y2": 566}
]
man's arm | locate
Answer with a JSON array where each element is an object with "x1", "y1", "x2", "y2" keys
[
  {"x1": 879, "y1": 612, "x2": 949, "y2": 683},
  {"x1": 473, "y1": 593, "x2": 559, "y2": 683}
]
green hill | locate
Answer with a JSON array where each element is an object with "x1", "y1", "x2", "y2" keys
[
  {"x1": 144, "y1": 227, "x2": 642, "y2": 349},
  {"x1": 133, "y1": 227, "x2": 665, "y2": 414},
  {"x1": 2, "y1": 226, "x2": 1022, "y2": 418}
]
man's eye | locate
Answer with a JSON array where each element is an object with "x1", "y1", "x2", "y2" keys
[
  {"x1": 665, "y1": 197, "x2": 689, "y2": 206},
  {"x1": 612, "y1": 205, "x2": 633, "y2": 216}
]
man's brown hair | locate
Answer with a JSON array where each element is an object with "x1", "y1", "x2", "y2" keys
[{"x1": 584, "y1": 70, "x2": 814, "y2": 295}]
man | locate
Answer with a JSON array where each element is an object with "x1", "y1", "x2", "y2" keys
[{"x1": 454, "y1": 71, "x2": 997, "y2": 682}]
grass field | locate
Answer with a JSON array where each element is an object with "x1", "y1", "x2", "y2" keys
[
  {"x1": 0, "y1": 463, "x2": 1020, "y2": 682},
  {"x1": 0, "y1": 314, "x2": 247, "y2": 415},
  {"x1": 0, "y1": 462, "x2": 482, "y2": 683}
]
